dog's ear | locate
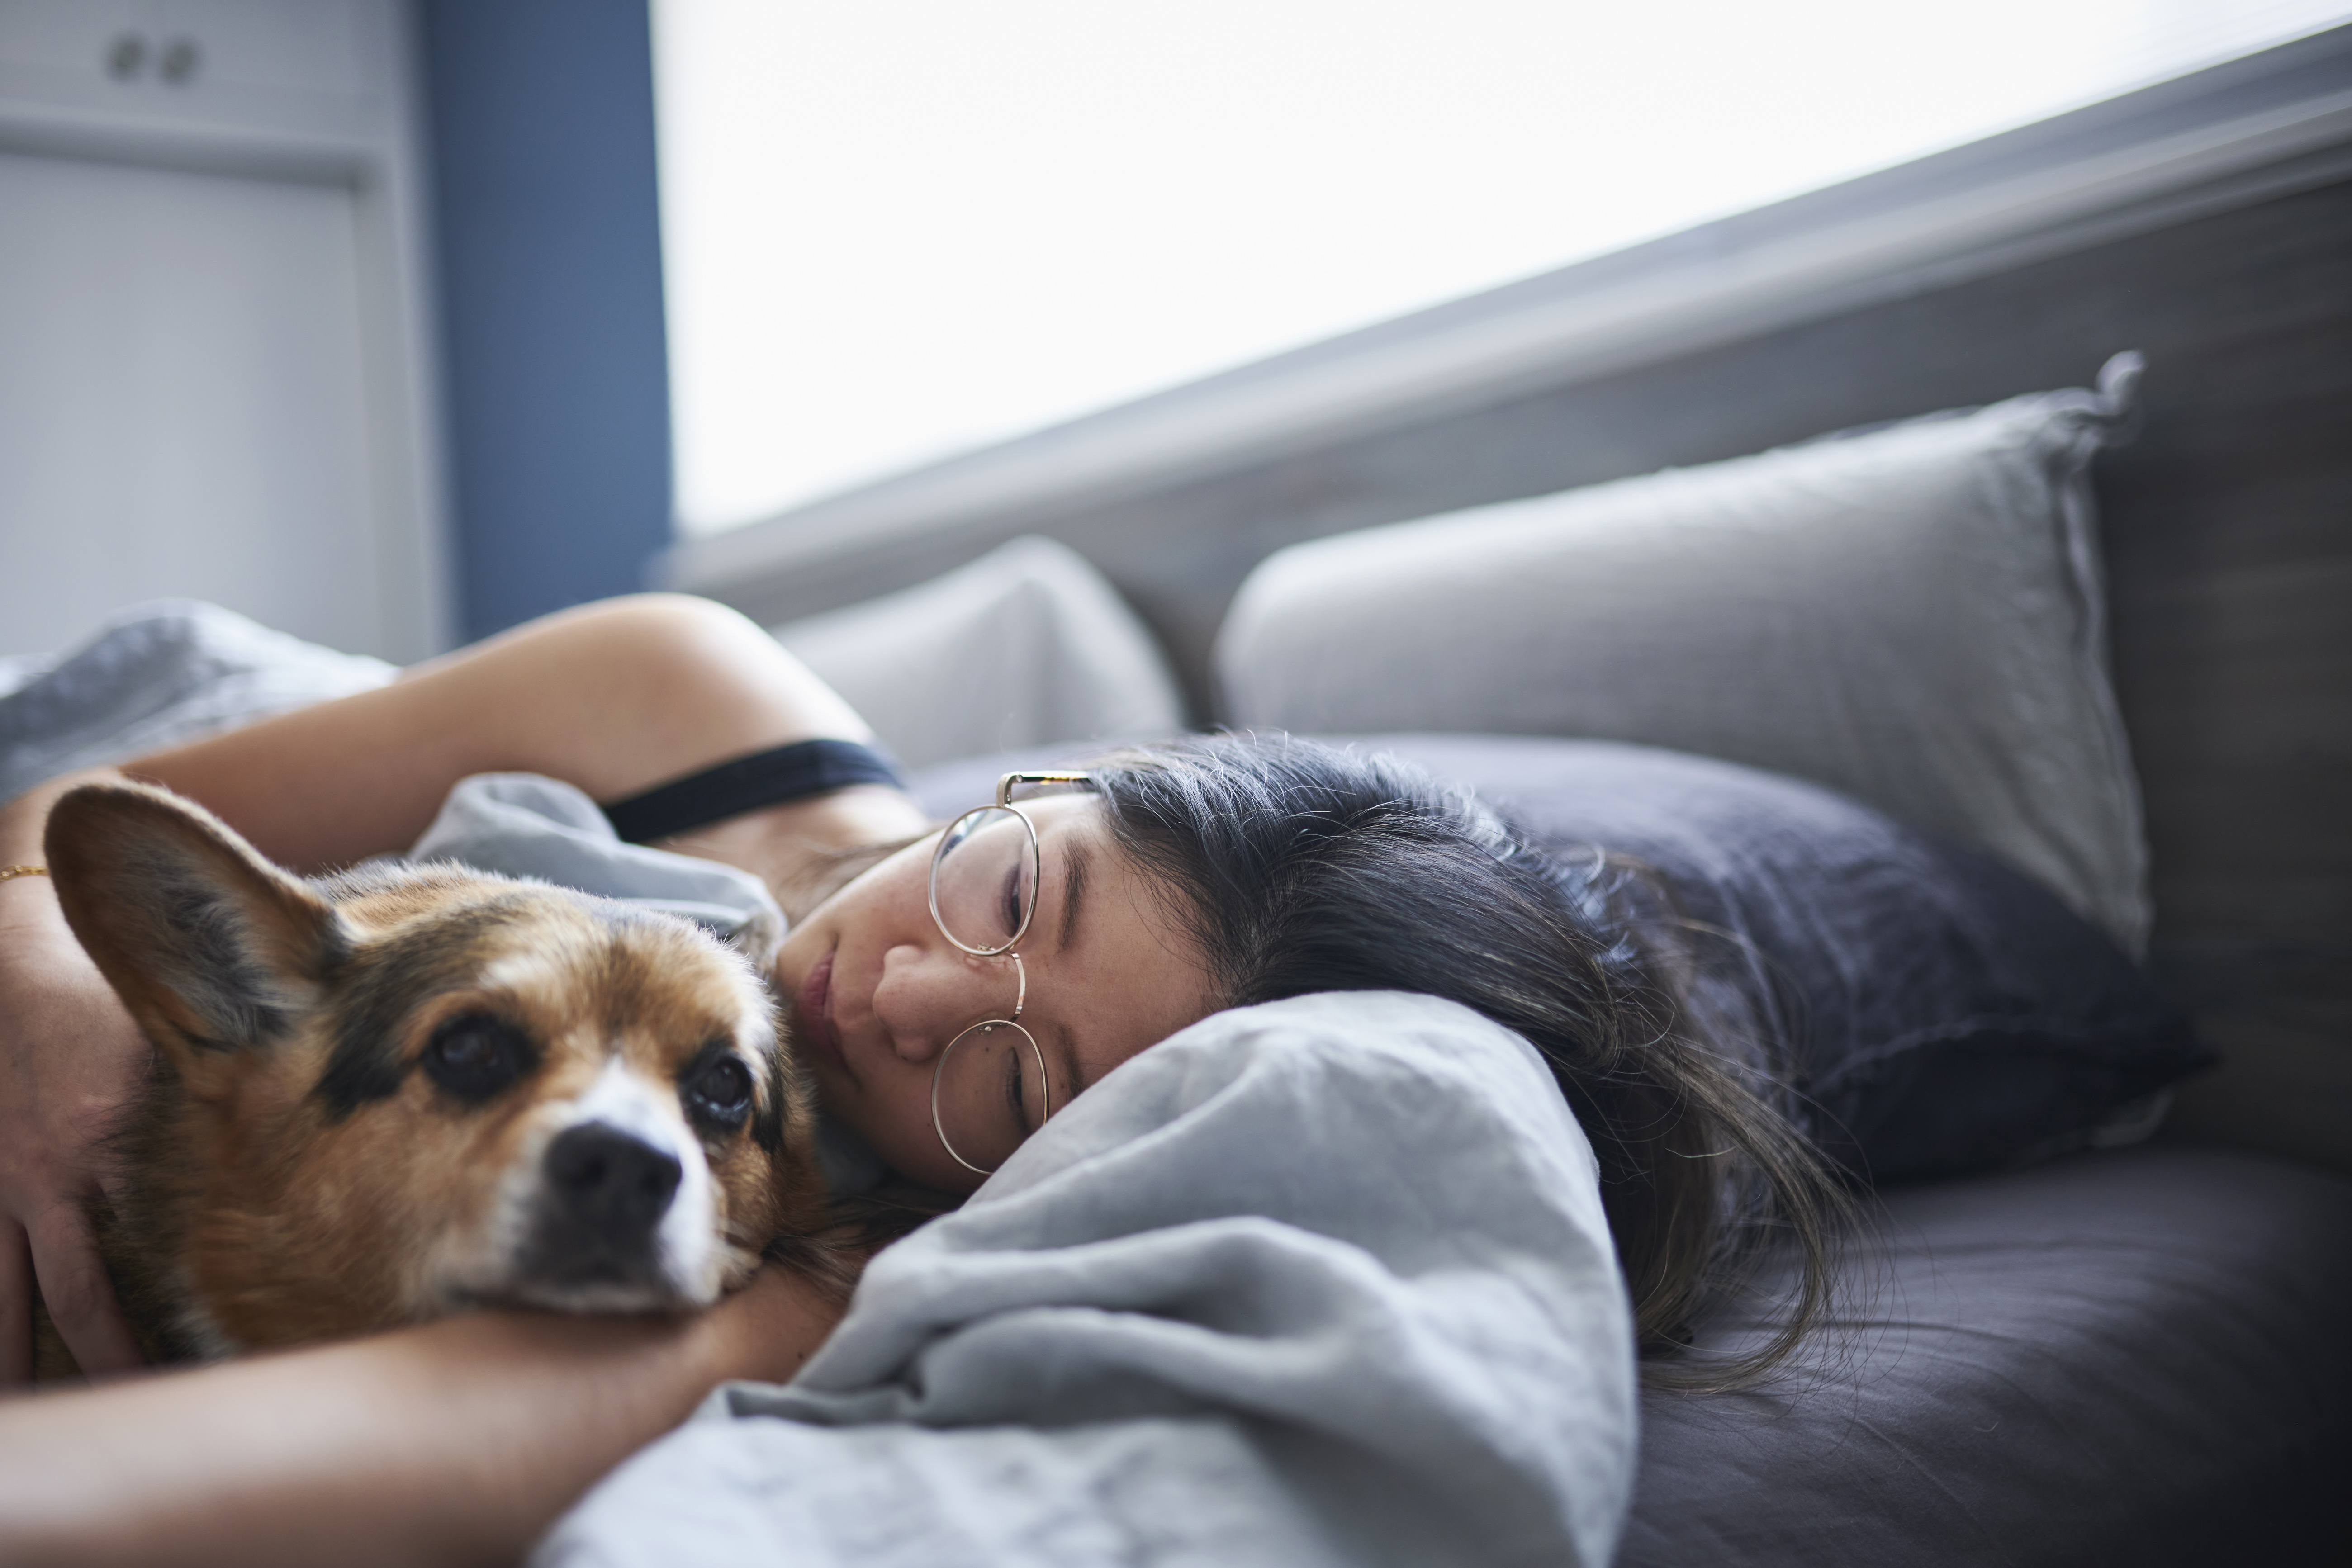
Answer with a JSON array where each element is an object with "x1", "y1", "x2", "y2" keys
[{"x1": 46, "y1": 782, "x2": 350, "y2": 1071}]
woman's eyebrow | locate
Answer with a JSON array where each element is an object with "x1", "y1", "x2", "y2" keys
[
  {"x1": 1050, "y1": 838, "x2": 1094, "y2": 1098},
  {"x1": 1056, "y1": 839, "x2": 1092, "y2": 954}
]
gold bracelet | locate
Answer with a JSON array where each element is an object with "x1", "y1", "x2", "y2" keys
[{"x1": 0, "y1": 865, "x2": 50, "y2": 881}]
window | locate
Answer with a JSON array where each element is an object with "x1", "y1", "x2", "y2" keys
[{"x1": 656, "y1": 0, "x2": 2352, "y2": 538}]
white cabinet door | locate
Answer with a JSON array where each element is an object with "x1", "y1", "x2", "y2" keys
[
  {"x1": 0, "y1": 0, "x2": 443, "y2": 664},
  {"x1": 0, "y1": 147, "x2": 386, "y2": 658}
]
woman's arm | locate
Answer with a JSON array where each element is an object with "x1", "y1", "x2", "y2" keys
[
  {"x1": 0, "y1": 1264, "x2": 841, "y2": 1568},
  {"x1": 125, "y1": 592, "x2": 923, "y2": 876}
]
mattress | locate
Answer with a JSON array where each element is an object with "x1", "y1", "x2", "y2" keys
[{"x1": 1622, "y1": 1145, "x2": 2352, "y2": 1566}]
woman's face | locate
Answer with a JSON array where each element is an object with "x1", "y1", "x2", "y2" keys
[{"x1": 773, "y1": 794, "x2": 1218, "y2": 1194}]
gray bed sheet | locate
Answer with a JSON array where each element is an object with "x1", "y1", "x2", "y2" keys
[{"x1": 1624, "y1": 1144, "x2": 2352, "y2": 1567}]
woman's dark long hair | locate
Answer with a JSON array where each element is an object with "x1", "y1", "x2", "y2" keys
[{"x1": 1089, "y1": 734, "x2": 1849, "y2": 1392}]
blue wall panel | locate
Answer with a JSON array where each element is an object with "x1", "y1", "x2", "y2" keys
[{"x1": 420, "y1": 0, "x2": 672, "y2": 642}]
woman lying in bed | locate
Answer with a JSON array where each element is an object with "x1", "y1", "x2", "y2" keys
[{"x1": 0, "y1": 594, "x2": 1842, "y2": 1564}]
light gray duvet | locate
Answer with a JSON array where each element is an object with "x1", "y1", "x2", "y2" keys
[{"x1": 538, "y1": 990, "x2": 1636, "y2": 1568}]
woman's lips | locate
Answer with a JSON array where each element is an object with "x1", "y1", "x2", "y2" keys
[{"x1": 797, "y1": 950, "x2": 847, "y2": 1074}]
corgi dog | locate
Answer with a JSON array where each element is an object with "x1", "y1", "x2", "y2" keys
[{"x1": 31, "y1": 780, "x2": 836, "y2": 1379}]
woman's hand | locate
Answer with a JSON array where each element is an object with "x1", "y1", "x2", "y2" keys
[{"x1": 0, "y1": 773, "x2": 148, "y2": 1385}]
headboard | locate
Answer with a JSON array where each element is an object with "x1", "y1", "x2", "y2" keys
[{"x1": 668, "y1": 32, "x2": 2352, "y2": 1170}]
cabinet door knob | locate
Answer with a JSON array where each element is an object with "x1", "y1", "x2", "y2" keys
[
  {"x1": 160, "y1": 37, "x2": 202, "y2": 84},
  {"x1": 106, "y1": 32, "x2": 147, "y2": 80}
]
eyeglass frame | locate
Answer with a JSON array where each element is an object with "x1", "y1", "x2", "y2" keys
[{"x1": 926, "y1": 770, "x2": 1093, "y2": 1175}]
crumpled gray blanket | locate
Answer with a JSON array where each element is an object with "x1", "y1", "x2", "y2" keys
[
  {"x1": 539, "y1": 990, "x2": 1636, "y2": 1568},
  {"x1": 0, "y1": 601, "x2": 395, "y2": 801},
  {"x1": 408, "y1": 772, "x2": 788, "y2": 969},
  {"x1": 3, "y1": 602, "x2": 1639, "y2": 1566}
]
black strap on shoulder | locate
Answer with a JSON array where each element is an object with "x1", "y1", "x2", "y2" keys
[{"x1": 602, "y1": 737, "x2": 909, "y2": 843}]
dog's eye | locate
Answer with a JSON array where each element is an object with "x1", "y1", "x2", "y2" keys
[
  {"x1": 682, "y1": 1047, "x2": 754, "y2": 1133},
  {"x1": 423, "y1": 1014, "x2": 537, "y2": 1103}
]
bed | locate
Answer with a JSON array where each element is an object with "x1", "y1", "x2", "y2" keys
[
  {"x1": 7, "y1": 31, "x2": 2349, "y2": 1568},
  {"x1": 11, "y1": 350, "x2": 2341, "y2": 1566},
  {"x1": 640, "y1": 33, "x2": 2351, "y2": 1564}
]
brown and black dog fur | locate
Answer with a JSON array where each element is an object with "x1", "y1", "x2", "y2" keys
[{"x1": 31, "y1": 781, "x2": 840, "y2": 1379}]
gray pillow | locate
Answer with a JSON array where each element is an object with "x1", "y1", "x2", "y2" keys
[
  {"x1": 773, "y1": 536, "x2": 1184, "y2": 768},
  {"x1": 1217, "y1": 357, "x2": 2150, "y2": 955},
  {"x1": 1342, "y1": 735, "x2": 2205, "y2": 1182}
]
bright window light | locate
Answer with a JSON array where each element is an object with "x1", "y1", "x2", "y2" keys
[{"x1": 655, "y1": 0, "x2": 2350, "y2": 536}]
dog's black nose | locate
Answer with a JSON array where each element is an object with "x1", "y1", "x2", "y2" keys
[{"x1": 545, "y1": 1123, "x2": 682, "y2": 1237}]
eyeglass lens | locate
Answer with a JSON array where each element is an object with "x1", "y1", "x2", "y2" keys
[
  {"x1": 931, "y1": 806, "x2": 1037, "y2": 954},
  {"x1": 933, "y1": 1020, "x2": 1049, "y2": 1174}
]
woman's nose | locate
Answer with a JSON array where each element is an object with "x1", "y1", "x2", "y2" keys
[{"x1": 872, "y1": 942, "x2": 1007, "y2": 1062}]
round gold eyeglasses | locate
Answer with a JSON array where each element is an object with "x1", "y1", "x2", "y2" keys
[{"x1": 927, "y1": 771, "x2": 1091, "y2": 1175}]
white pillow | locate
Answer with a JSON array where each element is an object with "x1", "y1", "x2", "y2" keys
[
  {"x1": 772, "y1": 535, "x2": 1186, "y2": 769},
  {"x1": 1217, "y1": 356, "x2": 2150, "y2": 955}
]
